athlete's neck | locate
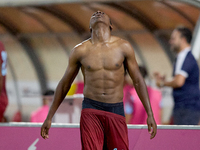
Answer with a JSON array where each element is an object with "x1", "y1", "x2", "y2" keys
[{"x1": 91, "y1": 25, "x2": 111, "y2": 44}]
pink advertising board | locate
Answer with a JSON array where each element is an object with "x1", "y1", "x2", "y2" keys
[{"x1": 0, "y1": 123, "x2": 200, "y2": 150}]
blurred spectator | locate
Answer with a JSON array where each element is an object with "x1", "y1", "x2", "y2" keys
[
  {"x1": 12, "y1": 111, "x2": 22, "y2": 122},
  {"x1": 123, "y1": 72, "x2": 134, "y2": 123},
  {"x1": 75, "y1": 82, "x2": 84, "y2": 94},
  {"x1": 30, "y1": 90, "x2": 54, "y2": 123},
  {"x1": 159, "y1": 86, "x2": 174, "y2": 125},
  {"x1": 0, "y1": 41, "x2": 8, "y2": 123},
  {"x1": 155, "y1": 26, "x2": 200, "y2": 125},
  {"x1": 153, "y1": 72, "x2": 174, "y2": 125},
  {"x1": 124, "y1": 66, "x2": 162, "y2": 124}
]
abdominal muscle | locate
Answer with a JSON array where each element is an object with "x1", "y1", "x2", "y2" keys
[{"x1": 83, "y1": 70, "x2": 124, "y2": 103}]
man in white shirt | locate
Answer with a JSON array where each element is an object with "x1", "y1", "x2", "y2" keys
[{"x1": 156, "y1": 26, "x2": 200, "y2": 125}]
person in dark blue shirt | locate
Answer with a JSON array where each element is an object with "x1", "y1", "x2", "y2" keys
[{"x1": 155, "y1": 26, "x2": 200, "y2": 125}]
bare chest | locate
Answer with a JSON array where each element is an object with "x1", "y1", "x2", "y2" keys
[{"x1": 81, "y1": 46, "x2": 124, "y2": 71}]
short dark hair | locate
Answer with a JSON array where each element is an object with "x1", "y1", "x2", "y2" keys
[
  {"x1": 175, "y1": 26, "x2": 192, "y2": 44},
  {"x1": 43, "y1": 90, "x2": 54, "y2": 96}
]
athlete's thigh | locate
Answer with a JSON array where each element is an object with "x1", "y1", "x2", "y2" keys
[
  {"x1": 104, "y1": 115, "x2": 129, "y2": 150},
  {"x1": 80, "y1": 109, "x2": 104, "y2": 150}
]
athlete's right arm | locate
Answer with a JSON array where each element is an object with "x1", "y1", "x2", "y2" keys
[{"x1": 41, "y1": 45, "x2": 82, "y2": 139}]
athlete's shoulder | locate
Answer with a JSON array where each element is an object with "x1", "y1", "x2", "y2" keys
[
  {"x1": 74, "y1": 38, "x2": 91, "y2": 51},
  {"x1": 70, "y1": 38, "x2": 91, "y2": 60},
  {"x1": 111, "y1": 36, "x2": 131, "y2": 47},
  {"x1": 112, "y1": 36, "x2": 134, "y2": 57}
]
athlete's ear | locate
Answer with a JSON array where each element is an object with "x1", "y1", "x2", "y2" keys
[
  {"x1": 109, "y1": 18, "x2": 113, "y2": 31},
  {"x1": 109, "y1": 25, "x2": 113, "y2": 31}
]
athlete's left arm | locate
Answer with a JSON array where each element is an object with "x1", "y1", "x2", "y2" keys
[{"x1": 122, "y1": 40, "x2": 157, "y2": 139}]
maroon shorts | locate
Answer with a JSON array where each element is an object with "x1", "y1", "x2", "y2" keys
[{"x1": 80, "y1": 108, "x2": 129, "y2": 150}]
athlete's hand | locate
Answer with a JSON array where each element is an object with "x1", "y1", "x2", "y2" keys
[
  {"x1": 41, "y1": 119, "x2": 52, "y2": 139},
  {"x1": 147, "y1": 115, "x2": 157, "y2": 139}
]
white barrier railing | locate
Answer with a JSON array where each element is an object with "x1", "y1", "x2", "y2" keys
[{"x1": 1, "y1": 122, "x2": 200, "y2": 150}]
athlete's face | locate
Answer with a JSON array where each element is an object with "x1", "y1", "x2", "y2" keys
[
  {"x1": 169, "y1": 30, "x2": 182, "y2": 53},
  {"x1": 89, "y1": 11, "x2": 112, "y2": 31}
]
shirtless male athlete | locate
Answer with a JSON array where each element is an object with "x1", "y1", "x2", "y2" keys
[{"x1": 41, "y1": 11, "x2": 157, "y2": 150}]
